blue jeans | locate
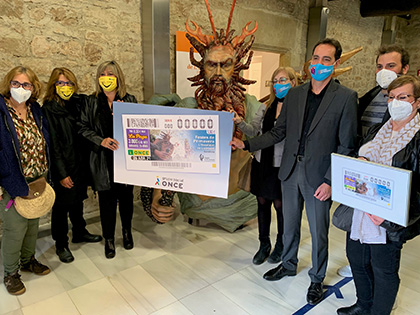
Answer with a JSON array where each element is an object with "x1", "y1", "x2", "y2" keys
[
  {"x1": 346, "y1": 233, "x2": 402, "y2": 315},
  {"x1": 0, "y1": 191, "x2": 40, "y2": 275}
]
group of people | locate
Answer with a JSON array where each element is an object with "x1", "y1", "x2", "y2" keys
[
  {"x1": 230, "y1": 39, "x2": 420, "y2": 315},
  {"x1": 0, "y1": 60, "x2": 136, "y2": 295},
  {"x1": 0, "y1": 37, "x2": 419, "y2": 315}
]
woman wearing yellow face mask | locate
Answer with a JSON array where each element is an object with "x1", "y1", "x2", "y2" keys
[
  {"x1": 43, "y1": 67, "x2": 102, "y2": 263},
  {"x1": 80, "y1": 61, "x2": 137, "y2": 259}
]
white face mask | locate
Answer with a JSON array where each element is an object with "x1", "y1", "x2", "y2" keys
[
  {"x1": 376, "y1": 69, "x2": 398, "y2": 89},
  {"x1": 388, "y1": 99, "x2": 413, "y2": 121},
  {"x1": 10, "y1": 87, "x2": 32, "y2": 104}
]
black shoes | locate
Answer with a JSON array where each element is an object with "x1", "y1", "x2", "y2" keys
[
  {"x1": 122, "y1": 229, "x2": 134, "y2": 250},
  {"x1": 263, "y1": 264, "x2": 297, "y2": 281},
  {"x1": 267, "y1": 243, "x2": 282, "y2": 264},
  {"x1": 337, "y1": 304, "x2": 371, "y2": 315},
  {"x1": 105, "y1": 239, "x2": 116, "y2": 259},
  {"x1": 252, "y1": 242, "x2": 271, "y2": 265},
  {"x1": 72, "y1": 232, "x2": 102, "y2": 243},
  {"x1": 307, "y1": 282, "x2": 324, "y2": 305},
  {"x1": 104, "y1": 230, "x2": 134, "y2": 258},
  {"x1": 56, "y1": 247, "x2": 75, "y2": 263}
]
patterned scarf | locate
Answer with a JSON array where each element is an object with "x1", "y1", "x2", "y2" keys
[{"x1": 365, "y1": 113, "x2": 420, "y2": 165}]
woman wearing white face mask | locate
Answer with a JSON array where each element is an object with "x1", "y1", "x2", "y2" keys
[
  {"x1": 79, "y1": 61, "x2": 137, "y2": 259},
  {"x1": 0, "y1": 66, "x2": 51, "y2": 295},
  {"x1": 337, "y1": 75, "x2": 420, "y2": 315}
]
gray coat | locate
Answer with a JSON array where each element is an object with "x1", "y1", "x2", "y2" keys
[
  {"x1": 247, "y1": 79, "x2": 358, "y2": 189},
  {"x1": 237, "y1": 103, "x2": 284, "y2": 167}
]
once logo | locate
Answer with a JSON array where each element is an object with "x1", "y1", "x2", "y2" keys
[{"x1": 161, "y1": 180, "x2": 184, "y2": 190}]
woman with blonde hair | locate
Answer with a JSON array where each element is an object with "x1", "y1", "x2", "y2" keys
[
  {"x1": 80, "y1": 60, "x2": 137, "y2": 258},
  {"x1": 233, "y1": 66, "x2": 299, "y2": 264},
  {"x1": 43, "y1": 67, "x2": 102, "y2": 263},
  {"x1": 0, "y1": 66, "x2": 50, "y2": 295}
]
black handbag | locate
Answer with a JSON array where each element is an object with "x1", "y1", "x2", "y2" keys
[{"x1": 332, "y1": 204, "x2": 354, "y2": 232}]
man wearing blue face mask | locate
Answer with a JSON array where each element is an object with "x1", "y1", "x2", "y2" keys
[
  {"x1": 359, "y1": 45, "x2": 410, "y2": 137},
  {"x1": 230, "y1": 38, "x2": 358, "y2": 305}
]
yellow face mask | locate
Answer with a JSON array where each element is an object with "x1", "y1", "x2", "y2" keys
[
  {"x1": 56, "y1": 85, "x2": 75, "y2": 100},
  {"x1": 99, "y1": 76, "x2": 117, "y2": 92}
]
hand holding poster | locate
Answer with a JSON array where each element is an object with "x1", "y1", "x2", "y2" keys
[
  {"x1": 331, "y1": 153, "x2": 412, "y2": 226},
  {"x1": 113, "y1": 102, "x2": 233, "y2": 198}
]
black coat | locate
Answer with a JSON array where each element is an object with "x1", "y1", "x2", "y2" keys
[
  {"x1": 42, "y1": 94, "x2": 89, "y2": 203},
  {"x1": 79, "y1": 92, "x2": 137, "y2": 191},
  {"x1": 363, "y1": 122, "x2": 420, "y2": 242}
]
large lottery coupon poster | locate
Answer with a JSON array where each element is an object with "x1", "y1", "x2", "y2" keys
[
  {"x1": 113, "y1": 102, "x2": 233, "y2": 198},
  {"x1": 122, "y1": 114, "x2": 219, "y2": 174}
]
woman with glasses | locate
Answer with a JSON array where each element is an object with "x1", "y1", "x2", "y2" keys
[
  {"x1": 80, "y1": 61, "x2": 137, "y2": 259},
  {"x1": 337, "y1": 75, "x2": 420, "y2": 315},
  {"x1": 0, "y1": 66, "x2": 51, "y2": 295},
  {"x1": 42, "y1": 67, "x2": 102, "y2": 263},
  {"x1": 232, "y1": 67, "x2": 299, "y2": 265}
]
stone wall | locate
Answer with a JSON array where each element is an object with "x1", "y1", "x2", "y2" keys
[
  {"x1": 326, "y1": 1, "x2": 420, "y2": 96},
  {"x1": 326, "y1": 0, "x2": 384, "y2": 96},
  {"x1": 396, "y1": 15, "x2": 420, "y2": 77},
  {"x1": 0, "y1": 0, "x2": 143, "y2": 101},
  {"x1": 0, "y1": 0, "x2": 143, "y2": 235}
]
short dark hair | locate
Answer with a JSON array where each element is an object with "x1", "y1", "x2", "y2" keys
[
  {"x1": 376, "y1": 44, "x2": 410, "y2": 69},
  {"x1": 312, "y1": 38, "x2": 342, "y2": 61}
]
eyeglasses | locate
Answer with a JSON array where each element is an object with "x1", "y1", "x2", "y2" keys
[
  {"x1": 10, "y1": 80, "x2": 33, "y2": 90},
  {"x1": 388, "y1": 93, "x2": 413, "y2": 101},
  {"x1": 56, "y1": 80, "x2": 75, "y2": 87},
  {"x1": 272, "y1": 77, "x2": 289, "y2": 84}
]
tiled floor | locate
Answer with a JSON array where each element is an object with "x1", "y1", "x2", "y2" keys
[{"x1": 1, "y1": 200, "x2": 419, "y2": 315}]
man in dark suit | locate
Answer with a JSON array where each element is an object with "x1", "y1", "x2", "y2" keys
[{"x1": 230, "y1": 38, "x2": 358, "y2": 305}]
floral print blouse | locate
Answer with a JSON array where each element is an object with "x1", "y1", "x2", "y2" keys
[{"x1": 7, "y1": 103, "x2": 48, "y2": 179}]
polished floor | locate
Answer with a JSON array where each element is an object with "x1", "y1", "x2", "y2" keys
[{"x1": 1, "y1": 200, "x2": 419, "y2": 315}]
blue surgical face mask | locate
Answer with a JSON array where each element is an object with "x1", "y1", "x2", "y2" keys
[
  {"x1": 310, "y1": 63, "x2": 334, "y2": 81},
  {"x1": 273, "y1": 82, "x2": 291, "y2": 99}
]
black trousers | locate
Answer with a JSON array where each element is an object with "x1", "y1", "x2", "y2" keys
[
  {"x1": 257, "y1": 197, "x2": 283, "y2": 247},
  {"x1": 346, "y1": 233, "x2": 402, "y2": 315},
  {"x1": 98, "y1": 183, "x2": 134, "y2": 240},
  {"x1": 51, "y1": 200, "x2": 88, "y2": 249}
]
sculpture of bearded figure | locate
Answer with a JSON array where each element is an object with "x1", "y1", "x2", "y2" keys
[{"x1": 141, "y1": 0, "x2": 260, "y2": 232}]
